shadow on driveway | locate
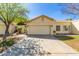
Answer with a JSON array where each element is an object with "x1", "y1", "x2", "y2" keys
[
  {"x1": 27, "y1": 35, "x2": 57, "y2": 40},
  {"x1": 27, "y1": 35, "x2": 75, "y2": 41}
]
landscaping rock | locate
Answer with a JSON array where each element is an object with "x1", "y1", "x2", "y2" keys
[{"x1": 0, "y1": 35, "x2": 46, "y2": 56}]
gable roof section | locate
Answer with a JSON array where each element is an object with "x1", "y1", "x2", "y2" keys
[{"x1": 28, "y1": 15, "x2": 55, "y2": 23}]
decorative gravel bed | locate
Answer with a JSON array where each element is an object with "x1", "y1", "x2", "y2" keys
[{"x1": 0, "y1": 35, "x2": 49, "y2": 56}]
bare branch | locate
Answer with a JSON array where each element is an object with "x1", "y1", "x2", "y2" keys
[{"x1": 61, "y1": 4, "x2": 79, "y2": 15}]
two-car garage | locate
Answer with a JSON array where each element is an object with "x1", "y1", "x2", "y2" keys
[
  {"x1": 27, "y1": 15, "x2": 55, "y2": 35},
  {"x1": 27, "y1": 25, "x2": 50, "y2": 35}
]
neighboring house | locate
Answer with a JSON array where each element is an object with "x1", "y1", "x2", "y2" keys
[
  {"x1": 27, "y1": 15, "x2": 79, "y2": 35},
  {"x1": 0, "y1": 21, "x2": 16, "y2": 35}
]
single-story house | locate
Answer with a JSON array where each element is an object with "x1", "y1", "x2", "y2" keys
[
  {"x1": 27, "y1": 15, "x2": 79, "y2": 35},
  {"x1": 0, "y1": 15, "x2": 79, "y2": 35}
]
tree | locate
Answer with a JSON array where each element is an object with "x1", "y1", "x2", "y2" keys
[
  {"x1": 0, "y1": 3, "x2": 29, "y2": 40},
  {"x1": 14, "y1": 16, "x2": 29, "y2": 25},
  {"x1": 13, "y1": 17, "x2": 29, "y2": 34},
  {"x1": 60, "y1": 3, "x2": 79, "y2": 19}
]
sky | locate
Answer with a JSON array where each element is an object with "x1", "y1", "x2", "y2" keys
[{"x1": 24, "y1": 3, "x2": 79, "y2": 20}]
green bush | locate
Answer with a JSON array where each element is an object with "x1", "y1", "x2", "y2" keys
[{"x1": 0, "y1": 39, "x2": 15, "y2": 47}]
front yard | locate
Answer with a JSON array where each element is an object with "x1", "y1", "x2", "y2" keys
[{"x1": 54, "y1": 35, "x2": 79, "y2": 52}]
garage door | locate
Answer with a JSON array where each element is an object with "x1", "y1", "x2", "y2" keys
[{"x1": 27, "y1": 26, "x2": 50, "y2": 35}]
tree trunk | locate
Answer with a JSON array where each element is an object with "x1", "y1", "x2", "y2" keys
[
  {"x1": 25, "y1": 24, "x2": 28, "y2": 34},
  {"x1": 2, "y1": 24, "x2": 9, "y2": 49},
  {"x1": 3, "y1": 25, "x2": 9, "y2": 41}
]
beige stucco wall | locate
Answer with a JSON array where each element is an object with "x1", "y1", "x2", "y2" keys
[
  {"x1": 0, "y1": 24, "x2": 5, "y2": 34},
  {"x1": 55, "y1": 21, "x2": 71, "y2": 34}
]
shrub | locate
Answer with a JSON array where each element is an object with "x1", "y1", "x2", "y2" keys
[{"x1": 0, "y1": 39, "x2": 15, "y2": 47}]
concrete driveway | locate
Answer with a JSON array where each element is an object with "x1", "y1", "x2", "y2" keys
[{"x1": 28, "y1": 35, "x2": 78, "y2": 55}]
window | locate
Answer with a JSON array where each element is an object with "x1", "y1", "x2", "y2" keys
[
  {"x1": 63, "y1": 25, "x2": 68, "y2": 31},
  {"x1": 56, "y1": 25, "x2": 60, "y2": 31}
]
